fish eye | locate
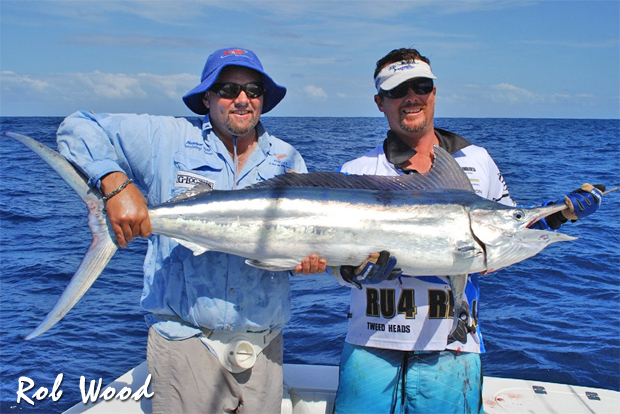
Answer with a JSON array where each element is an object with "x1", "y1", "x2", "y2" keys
[{"x1": 513, "y1": 210, "x2": 525, "y2": 220}]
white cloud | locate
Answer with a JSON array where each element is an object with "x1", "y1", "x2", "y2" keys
[
  {"x1": 0, "y1": 70, "x2": 199, "y2": 115},
  {"x1": 489, "y1": 83, "x2": 537, "y2": 103},
  {"x1": 70, "y1": 71, "x2": 147, "y2": 100},
  {"x1": 138, "y1": 73, "x2": 198, "y2": 100},
  {"x1": 1, "y1": 71, "x2": 50, "y2": 92},
  {"x1": 1, "y1": 70, "x2": 196, "y2": 101},
  {"x1": 65, "y1": 34, "x2": 207, "y2": 49},
  {"x1": 303, "y1": 85, "x2": 328, "y2": 99},
  {"x1": 455, "y1": 82, "x2": 600, "y2": 109}
]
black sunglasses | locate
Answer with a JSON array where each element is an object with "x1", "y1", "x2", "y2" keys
[
  {"x1": 379, "y1": 78, "x2": 434, "y2": 99},
  {"x1": 210, "y1": 82, "x2": 265, "y2": 99}
]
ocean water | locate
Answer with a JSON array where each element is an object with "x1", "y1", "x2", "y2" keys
[{"x1": 0, "y1": 116, "x2": 618, "y2": 413}]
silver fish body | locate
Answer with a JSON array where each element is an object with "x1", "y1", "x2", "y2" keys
[
  {"x1": 152, "y1": 184, "x2": 569, "y2": 346},
  {"x1": 151, "y1": 187, "x2": 569, "y2": 276},
  {"x1": 4, "y1": 131, "x2": 575, "y2": 343}
]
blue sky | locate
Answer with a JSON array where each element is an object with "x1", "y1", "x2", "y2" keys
[{"x1": 1, "y1": 0, "x2": 619, "y2": 119}]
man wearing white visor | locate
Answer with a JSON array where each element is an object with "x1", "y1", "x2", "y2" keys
[{"x1": 333, "y1": 48, "x2": 604, "y2": 413}]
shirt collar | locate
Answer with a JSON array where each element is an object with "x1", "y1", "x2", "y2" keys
[{"x1": 383, "y1": 127, "x2": 471, "y2": 172}]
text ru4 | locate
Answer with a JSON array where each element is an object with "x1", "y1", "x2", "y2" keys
[{"x1": 17, "y1": 374, "x2": 154, "y2": 406}]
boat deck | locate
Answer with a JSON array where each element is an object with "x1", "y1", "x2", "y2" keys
[{"x1": 63, "y1": 362, "x2": 620, "y2": 414}]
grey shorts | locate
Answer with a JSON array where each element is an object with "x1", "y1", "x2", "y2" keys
[{"x1": 146, "y1": 327, "x2": 283, "y2": 414}]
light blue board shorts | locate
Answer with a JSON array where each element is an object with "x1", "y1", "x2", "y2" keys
[{"x1": 334, "y1": 342, "x2": 483, "y2": 414}]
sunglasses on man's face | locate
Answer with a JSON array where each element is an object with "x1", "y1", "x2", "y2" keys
[
  {"x1": 210, "y1": 82, "x2": 265, "y2": 99},
  {"x1": 379, "y1": 78, "x2": 434, "y2": 99}
]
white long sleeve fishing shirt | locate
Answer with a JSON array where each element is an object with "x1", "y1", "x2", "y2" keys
[{"x1": 338, "y1": 129, "x2": 514, "y2": 353}]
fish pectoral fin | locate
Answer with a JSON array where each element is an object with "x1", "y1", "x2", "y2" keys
[
  {"x1": 245, "y1": 259, "x2": 294, "y2": 271},
  {"x1": 173, "y1": 239, "x2": 210, "y2": 256},
  {"x1": 455, "y1": 243, "x2": 482, "y2": 259}
]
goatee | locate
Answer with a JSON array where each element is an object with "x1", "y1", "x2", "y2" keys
[{"x1": 400, "y1": 120, "x2": 427, "y2": 134}]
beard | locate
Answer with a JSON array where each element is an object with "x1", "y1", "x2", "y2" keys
[
  {"x1": 399, "y1": 119, "x2": 428, "y2": 133},
  {"x1": 224, "y1": 113, "x2": 259, "y2": 136}
]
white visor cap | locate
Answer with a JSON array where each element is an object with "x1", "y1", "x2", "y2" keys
[{"x1": 374, "y1": 60, "x2": 437, "y2": 93}]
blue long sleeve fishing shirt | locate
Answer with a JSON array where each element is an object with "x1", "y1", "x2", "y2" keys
[{"x1": 57, "y1": 111, "x2": 307, "y2": 339}]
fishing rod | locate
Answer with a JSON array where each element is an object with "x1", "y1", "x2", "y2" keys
[{"x1": 603, "y1": 186, "x2": 620, "y2": 195}]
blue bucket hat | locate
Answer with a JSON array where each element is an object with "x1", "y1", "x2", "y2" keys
[{"x1": 183, "y1": 47, "x2": 286, "y2": 115}]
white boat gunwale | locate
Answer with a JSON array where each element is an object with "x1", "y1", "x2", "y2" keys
[{"x1": 62, "y1": 361, "x2": 620, "y2": 414}]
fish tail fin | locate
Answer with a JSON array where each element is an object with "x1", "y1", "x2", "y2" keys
[
  {"x1": 3, "y1": 132, "x2": 118, "y2": 339},
  {"x1": 24, "y1": 230, "x2": 117, "y2": 339}
]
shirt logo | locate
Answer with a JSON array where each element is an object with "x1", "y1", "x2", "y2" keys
[
  {"x1": 176, "y1": 171, "x2": 215, "y2": 189},
  {"x1": 185, "y1": 141, "x2": 203, "y2": 150}
]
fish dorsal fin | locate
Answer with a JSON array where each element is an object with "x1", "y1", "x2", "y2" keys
[
  {"x1": 166, "y1": 183, "x2": 214, "y2": 203},
  {"x1": 426, "y1": 145, "x2": 474, "y2": 191},
  {"x1": 248, "y1": 146, "x2": 473, "y2": 192}
]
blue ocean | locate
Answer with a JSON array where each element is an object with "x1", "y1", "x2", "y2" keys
[{"x1": 0, "y1": 117, "x2": 618, "y2": 413}]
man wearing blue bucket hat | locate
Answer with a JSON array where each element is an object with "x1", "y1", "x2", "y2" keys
[{"x1": 56, "y1": 47, "x2": 326, "y2": 413}]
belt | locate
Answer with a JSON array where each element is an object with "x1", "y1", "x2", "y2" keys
[{"x1": 153, "y1": 314, "x2": 280, "y2": 373}]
